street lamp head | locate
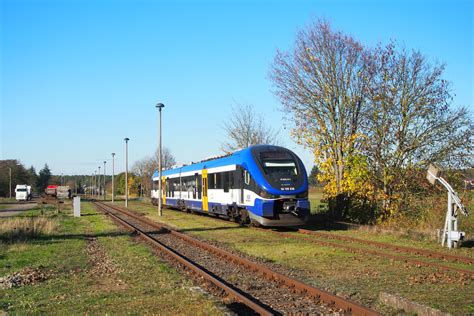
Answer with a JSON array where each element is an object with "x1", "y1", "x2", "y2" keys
[
  {"x1": 156, "y1": 103, "x2": 165, "y2": 110},
  {"x1": 104, "y1": 161, "x2": 106, "y2": 164},
  {"x1": 112, "y1": 153, "x2": 115, "y2": 157},
  {"x1": 124, "y1": 137, "x2": 130, "y2": 142}
]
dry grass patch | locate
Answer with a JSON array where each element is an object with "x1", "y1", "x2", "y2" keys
[{"x1": 0, "y1": 217, "x2": 57, "y2": 241}]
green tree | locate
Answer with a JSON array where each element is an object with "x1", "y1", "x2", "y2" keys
[
  {"x1": 37, "y1": 164, "x2": 52, "y2": 193},
  {"x1": 0, "y1": 160, "x2": 31, "y2": 197},
  {"x1": 115, "y1": 172, "x2": 138, "y2": 196},
  {"x1": 28, "y1": 166, "x2": 38, "y2": 189},
  {"x1": 308, "y1": 165, "x2": 320, "y2": 187}
]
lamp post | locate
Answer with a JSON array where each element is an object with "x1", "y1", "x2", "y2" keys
[
  {"x1": 124, "y1": 138, "x2": 130, "y2": 207},
  {"x1": 156, "y1": 103, "x2": 165, "y2": 216},
  {"x1": 103, "y1": 161, "x2": 106, "y2": 200},
  {"x1": 98, "y1": 166, "x2": 101, "y2": 197},
  {"x1": 8, "y1": 167, "x2": 11, "y2": 199},
  {"x1": 94, "y1": 170, "x2": 97, "y2": 197},
  {"x1": 111, "y1": 153, "x2": 115, "y2": 203}
]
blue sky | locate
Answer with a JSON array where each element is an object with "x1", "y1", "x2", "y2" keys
[{"x1": 1, "y1": 0, "x2": 472, "y2": 175}]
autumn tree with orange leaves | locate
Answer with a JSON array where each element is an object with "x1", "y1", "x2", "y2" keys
[{"x1": 270, "y1": 20, "x2": 370, "y2": 217}]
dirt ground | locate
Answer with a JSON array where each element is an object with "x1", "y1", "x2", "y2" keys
[{"x1": 0, "y1": 203, "x2": 37, "y2": 217}]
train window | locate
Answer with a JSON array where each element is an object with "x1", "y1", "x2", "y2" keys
[
  {"x1": 262, "y1": 161, "x2": 298, "y2": 176},
  {"x1": 197, "y1": 174, "x2": 202, "y2": 199},
  {"x1": 223, "y1": 172, "x2": 229, "y2": 192},
  {"x1": 216, "y1": 173, "x2": 222, "y2": 189},
  {"x1": 209, "y1": 173, "x2": 215, "y2": 189},
  {"x1": 259, "y1": 151, "x2": 298, "y2": 176}
]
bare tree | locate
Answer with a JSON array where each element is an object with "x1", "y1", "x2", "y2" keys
[
  {"x1": 132, "y1": 147, "x2": 176, "y2": 197},
  {"x1": 270, "y1": 19, "x2": 473, "y2": 222},
  {"x1": 221, "y1": 104, "x2": 279, "y2": 154},
  {"x1": 153, "y1": 147, "x2": 176, "y2": 170},
  {"x1": 362, "y1": 43, "x2": 473, "y2": 214},
  {"x1": 270, "y1": 20, "x2": 368, "y2": 197},
  {"x1": 132, "y1": 157, "x2": 154, "y2": 196}
]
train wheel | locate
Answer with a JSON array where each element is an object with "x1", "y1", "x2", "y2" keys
[{"x1": 239, "y1": 209, "x2": 250, "y2": 226}]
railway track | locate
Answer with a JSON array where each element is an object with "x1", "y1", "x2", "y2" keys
[
  {"x1": 131, "y1": 201, "x2": 473, "y2": 277},
  {"x1": 94, "y1": 201, "x2": 379, "y2": 315},
  {"x1": 263, "y1": 229, "x2": 474, "y2": 277},
  {"x1": 297, "y1": 229, "x2": 474, "y2": 265}
]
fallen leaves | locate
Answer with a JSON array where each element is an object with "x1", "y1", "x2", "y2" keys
[{"x1": 0, "y1": 266, "x2": 51, "y2": 289}]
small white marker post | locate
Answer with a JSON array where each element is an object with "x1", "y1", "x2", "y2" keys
[{"x1": 73, "y1": 196, "x2": 81, "y2": 217}]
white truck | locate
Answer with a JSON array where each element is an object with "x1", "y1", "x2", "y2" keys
[{"x1": 15, "y1": 184, "x2": 32, "y2": 201}]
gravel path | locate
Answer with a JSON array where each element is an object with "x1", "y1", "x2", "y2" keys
[{"x1": 0, "y1": 203, "x2": 37, "y2": 217}]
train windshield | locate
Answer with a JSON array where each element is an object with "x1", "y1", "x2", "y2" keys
[
  {"x1": 262, "y1": 161, "x2": 298, "y2": 176},
  {"x1": 17, "y1": 188, "x2": 27, "y2": 192},
  {"x1": 259, "y1": 151, "x2": 299, "y2": 177},
  {"x1": 251, "y1": 145, "x2": 306, "y2": 191}
]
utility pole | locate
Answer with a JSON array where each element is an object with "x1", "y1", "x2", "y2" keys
[
  {"x1": 111, "y1": 153, "x2": 115, "y2": 203},
  {"x1": 103, "y1": 161, "x2": 106, "y2": 200},
  {"x1": 156, "y1": 103, "x2": 165, "y2": 216},
  {"x1": 98, "y1": 166, "x2": 101, "y2": 197},
  {"x1": 124, "y1": 138, "x2": 130, "y2": 207}
]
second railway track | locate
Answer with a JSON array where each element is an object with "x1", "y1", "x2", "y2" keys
[
  {"x1": 94, "y1": 201, "x2": 379, "y2": 315},
  {"x1": 297, "y1": 229, "x2": 474, "y2": 265},
  {"x1": 262, "y1": 228, "x2": 474, "y2": 277}
]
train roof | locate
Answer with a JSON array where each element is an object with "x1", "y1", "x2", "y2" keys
[{"x1": 153, "y1": 146, "x2": 255, "y2": 178}]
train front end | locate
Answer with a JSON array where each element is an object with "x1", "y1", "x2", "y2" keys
[{"x1": 245, "y1": 145, "x2": 310, "y2": 227}]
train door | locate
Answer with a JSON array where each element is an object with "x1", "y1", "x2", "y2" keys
[
  {"x1": 202, "y1": 169, "x2": 208, "y2": 211},
  {"x1": 162, "y1": 176, "x2": 166, "y2": 205}
]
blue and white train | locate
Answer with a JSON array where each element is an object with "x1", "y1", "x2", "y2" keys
[{"x1": 151, "y1": 145, "x2": 310, "y2": 227}]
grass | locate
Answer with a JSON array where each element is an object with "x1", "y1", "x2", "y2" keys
[
  {"x1": 308, "y1": 187, "x2": 325, "y2": 214},
  {"x1": 0, "y1": 202, "x2": 222, "y2": 315},
  {"x1": 127, "y1": 200, "x2": 474, "y2": 315},
  {"x1": 0, "y1": 217, "x2": 57, "y2": 241}
]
